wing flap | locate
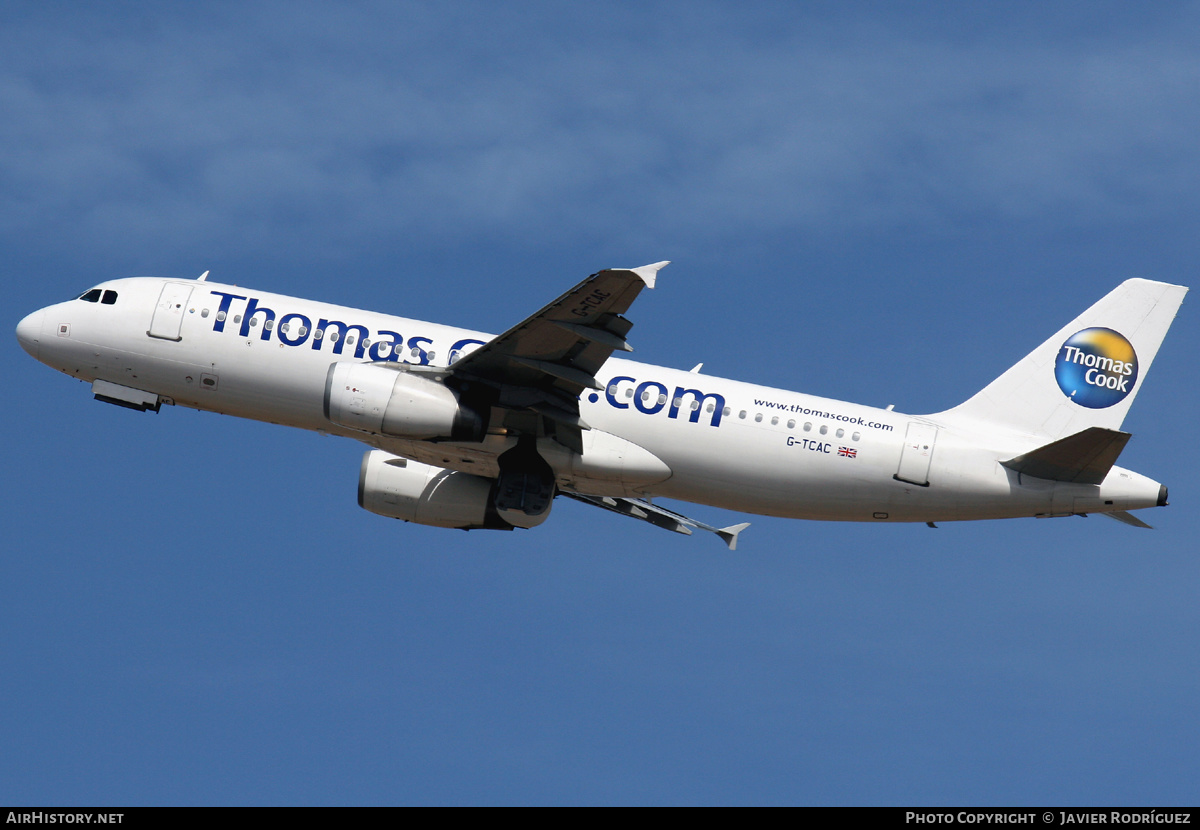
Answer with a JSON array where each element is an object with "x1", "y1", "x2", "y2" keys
[{"x1": 549, "y1": 320, "x2": 633, "y2": 352}]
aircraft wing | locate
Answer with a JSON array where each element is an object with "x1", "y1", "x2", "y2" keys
[
  {"x1": 448, "y1": 262, "x2": 668, "y2": 452},
  {"x1": 561, "y1": 491, "x2": 751, "y2": 550}
]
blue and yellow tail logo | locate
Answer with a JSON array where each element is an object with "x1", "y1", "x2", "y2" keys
[{"x1": 1054, "y1": 327, "x2": 1138, "y2": 409}]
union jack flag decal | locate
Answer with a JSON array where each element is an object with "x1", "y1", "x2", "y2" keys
[{"x1": 838, "y1": 446, "x2": 857, "y2": 458}]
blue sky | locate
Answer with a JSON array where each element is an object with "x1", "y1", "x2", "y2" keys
[{"x1": 4, "y1": 1, "x2": 1200, "y2": 805}]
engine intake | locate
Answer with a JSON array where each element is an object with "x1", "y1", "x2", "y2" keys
[{"x1": 325, "y1": 362, "x2": 483, "y2": 440}]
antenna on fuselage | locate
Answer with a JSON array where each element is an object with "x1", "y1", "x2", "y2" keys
[{"x1": 197, "y1": 270, "x2": 210, "y2": 282}]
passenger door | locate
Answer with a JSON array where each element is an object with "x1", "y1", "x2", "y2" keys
[{"x1": 147, "y1": 283, "x2": 193, "y2": 341}]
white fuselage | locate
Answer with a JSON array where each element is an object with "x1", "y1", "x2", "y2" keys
[{"x1": 17, "y1": 277, "x2": 1166, "y2": 524}]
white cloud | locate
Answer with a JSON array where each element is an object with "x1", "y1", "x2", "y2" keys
[{"x1": 3, "y1": 2, "x2": 1200, "y2": 261}]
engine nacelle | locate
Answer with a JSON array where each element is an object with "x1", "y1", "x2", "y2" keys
[
  {"x1": 358, "y1": 451, "x2": 553, "y2": 530},
  {"x1": 325, "y1": 362, "x2": 483, "y2": 440}
]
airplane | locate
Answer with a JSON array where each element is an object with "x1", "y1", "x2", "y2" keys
[{"x1": 15, "y1": 263, "x2": 1187, "y2": 548}]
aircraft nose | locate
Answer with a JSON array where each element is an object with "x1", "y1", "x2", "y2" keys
[{"x1": 16, "y1": 308, "x2": 44, "y2": 360}]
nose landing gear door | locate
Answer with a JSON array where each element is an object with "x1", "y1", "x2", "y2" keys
[{"x1": 147, "y1": 283, "x2": 193, "y2": 342}]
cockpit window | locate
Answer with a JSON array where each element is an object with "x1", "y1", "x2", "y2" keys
[{"x1": 75, "y1": 288, "x2": 118, "y2": 304}]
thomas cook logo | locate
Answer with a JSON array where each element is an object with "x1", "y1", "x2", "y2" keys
[{"x1": 1054, "y1": 327, "x2": 1138, "y2": 409}]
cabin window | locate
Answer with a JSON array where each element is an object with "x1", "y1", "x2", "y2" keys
[
  {"x1": 101, "y1": 290, "x2": 118, "y2": 305},
  {"x1": 819, "y1": 425, "x2": 828, "y2": 435},
  {"x1": 852, "y1": 432, "x2": 861, "y2": 441},
  {"x1": 314, "y1": 329, "x2": 324, "y2": 340},
  {"x1": 657, "y1": 394, "x2": 667, "y2": 405},
  {"x1": 201, "y1": 309, "x2": 210, "y2": 318},
  {"x1": 738, "y1": 410, "x2": 746, "y2": 419},
  {"x1": 691, "y1": 400, "x2": 700, "y2": 411},
  {"x1": 427, "y1": 351, "x2": 436, "y2": 361},
  {"x1": 803, "y1": 422, "x2": 812, "y2": 432},
  {"x1": 787, "y1": 419, "x2": 796, "y2": 429},
  {"x1": 280, "y1": 322, "x2": 289, "y2": 333},
  {"x1": 626, "y1": 388, "x2": 634, "y2": 399},
  {"x1": 706, "y1": 403, "x2": 714, "y2": 413},
  {"x1": 249, "y1": 317, "x2": 258, "y2": 327},
  {"x1": 771, "y1": 416, "x2": 779, "y2": 426},
  {"x1": 263, "y1": 319, "x2": 273, "y2": 331},
  {"x1": 722, "y1": 406, "x2": 731, "y2": 417},
  {"x1": 216, "y1": 311, "x2": 226, "y2": 322},
  {"x1": 329, "y1": 331, "x2": 339, "y2": 342},
  {"x1": 836, "y1": 428, "x2": 844, "y2": 438},
  {"x1": 233, "y1": 314, "x2": 242, "y2": 324},
  {"x1": 754, "y1": 413, "x2": 763, "y2": 423}
]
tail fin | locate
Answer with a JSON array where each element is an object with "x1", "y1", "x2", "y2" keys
[{"x1": 933, "y1": 279, "x2": 1187, "y2": 440}]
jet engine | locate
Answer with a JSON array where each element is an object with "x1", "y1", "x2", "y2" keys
[
  {"x1": 325, "y1": 362, "x2": 484, "y2": 441},
  {"x1": 358, "y1": 450, "x2": 552, "y2": 530}
]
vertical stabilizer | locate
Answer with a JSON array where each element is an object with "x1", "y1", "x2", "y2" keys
[{"x1": 932, "y1": 279, "x2": 1187, "y2": 440}]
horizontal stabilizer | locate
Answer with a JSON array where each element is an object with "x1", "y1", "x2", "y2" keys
[
  {"x1": 1102, "y1": 510, "x2": 1154, "y2": 529},
  {"x1": 1001, "y1": 427, "x2": 1130, "y2": 484}
]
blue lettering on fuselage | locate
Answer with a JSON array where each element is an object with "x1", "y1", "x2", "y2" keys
[
  {"x1": 603, "y1": 375, "x2": 724, "y2": 427},
  {"x1": 406, "y1": 336, "x2": 433, "y2": 365},
  {"x1": 207, "y1": 291, "x2": 457, "y2": 365},
  {"x1": 206, "y1": 293, "x2": 726, "y2": 429},
  {"x1": 369, "y1": 330, "x2": 402, "y2": 362},
  {"x1": 277, "y1": 313, "x2": 312, "y2": 346},
  {"x1": 210, "y1": 291, "x2": 246, "y2": 333}
]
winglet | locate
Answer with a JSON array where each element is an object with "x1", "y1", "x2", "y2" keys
[
  {"x1": 629, "y1": 261, "x2": 669, "y2": 289},
  {"x1": 717, "y1": 522, "x2": 751, "y2": 551},
  {"x1": 197, "y1": 270, "x2": 210, "y2": 282}
]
